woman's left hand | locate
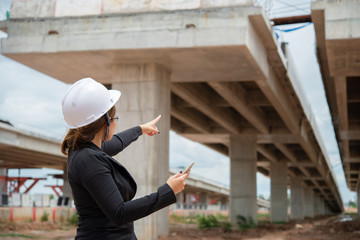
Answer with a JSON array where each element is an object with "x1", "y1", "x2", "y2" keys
[{"x1": 140, "y1": 115, "x2": 161, "y2": 136}]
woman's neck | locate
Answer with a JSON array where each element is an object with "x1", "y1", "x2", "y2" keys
[{"x1": 91, "y1": 129, "x2": 105, "y2": 148}]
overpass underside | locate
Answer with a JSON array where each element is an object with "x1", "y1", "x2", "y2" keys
[
  {"x1": 312, "y1": 0, "x2": 360, "y2": 210},
  {"x1": 2, "y1": 3, "x2": 342, "y2": 239}
]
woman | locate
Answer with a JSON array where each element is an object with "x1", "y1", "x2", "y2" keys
[{"x1": 61, "y1": 78, "x2": 188, "y2": 239}]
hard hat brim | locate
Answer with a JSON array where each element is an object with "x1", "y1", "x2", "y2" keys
[{"x1": 109, "y1": 90, "x2": 121, "y2": 110}]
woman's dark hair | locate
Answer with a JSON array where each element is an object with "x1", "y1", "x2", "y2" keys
[{"x1": 61, "y1": 106, "x2": 116, "y2": 155}]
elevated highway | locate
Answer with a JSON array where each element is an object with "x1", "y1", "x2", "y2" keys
[
  {"x1": 312, "y1": 0, "x2": 360, "y2": 212},
  {"x1": 169, "y1": 170, "x2": 270, "y2": 210},
  {"x1": 0, "y1": 122, "x2": 269, "y2": 209},
  {"x1": 1, "y1": 1, "x2": 343, "y2": 238},
  {"x1": 0, "y1": 122, "x2": 65, "y2": 170}
]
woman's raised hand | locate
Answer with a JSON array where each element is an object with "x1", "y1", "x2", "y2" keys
[
  {"x1": 166, "y1": 172, "x2": 189, "y2": 195},
  {"x1": 140, "y1": 115, "x2": 161, "y2": 136}
]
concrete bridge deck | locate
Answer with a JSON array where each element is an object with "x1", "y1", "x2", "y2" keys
[
  {"x1": 0, "y1": 0, "x2": 343, "y2": 239},
  {"x1": 311, "y1": 0, "x2": 360, "y2": 211},
  {"x1": 312, "y1": 0, "x2": 360, "y2": 192}
]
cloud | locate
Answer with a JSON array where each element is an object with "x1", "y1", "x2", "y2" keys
[
  {"x1": 170, "y1": 131, "x2": 230, "y2": 185},
  {"x1": 170, "y1": 131, "x2": 271, "y2": 197},
  {"x1": 0, "y1": 55, "x2": 69, "y2": 139}
]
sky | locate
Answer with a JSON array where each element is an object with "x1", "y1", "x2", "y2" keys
[{"x1": 0, "y1": 0, "x2": 356, "y2": 204}]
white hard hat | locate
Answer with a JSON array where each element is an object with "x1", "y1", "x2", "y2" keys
[{"x1": 62, "y1": 78, "x2": 121, "y2": 129}]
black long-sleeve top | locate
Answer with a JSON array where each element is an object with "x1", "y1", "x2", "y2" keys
[{"x1": 67, "y1": 126, "x2": 176, "y2": 240}]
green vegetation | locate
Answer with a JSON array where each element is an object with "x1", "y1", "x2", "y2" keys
[
  {"x1": 169, "y1": 212, "x2": 276, "y2": 231},
  {"x1": 68, "y1": 211, "x2": 79, "y2": 226},
  {"x1": 346, "y1": 200, "x2": 357, "y2": 208},
  {"x1": 197, "y1": 214, "x2": 231, "y2": 231},
  {"x1": 257, "y1": 213, "x2": 269, "y2": 219},
  {"x1": 170, "y1": 213, "x2": 198, "y2": 224},
  {"x1": 237, "y1": 215, "x2": 256, "y2": 231},
  {"x1": 170, "y1": 213, "x2": 232, "y2": 231},
  {"x1": 41, "y1": 211, "x2": 49, "y2": 222},
  {"x1": 0, "y1": 233, "x2": 36, "y2": 238}
]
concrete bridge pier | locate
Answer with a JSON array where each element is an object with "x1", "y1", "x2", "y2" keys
[
  {"x1": 229, "y1": 135, "x2": 257, "y2": 226},
  {"x1": 325, "y1": 205, "x2": 331, "y2": 215},
  {"x1": 313, "y1": 194, "x2": 321, "y2": 216},
  {"x1": 304, "y1": 187, "x2": 314, "y2": 218},
  {"x1": 184, "y1": 192, "x2": 193, "y2": 209},
  {"x1": 176, "y1": 192, "x2": 184, "y2": 209},
  {"x1": 319, "y1": 197, "x2": 325, "y2": 215},
  {"x1": 358, "y1": 187, "x2": 360, "y2": 216},
  {"x1": 112, "y1": 63, "x2": 171, "y2": 239},
  {"x1": 199, "y1": 192, "x2": 209, "y2": 210},
  {"x1": 0, "y1": 168, "x2": 6, "y2": 193},
  {"x1": 220, "y1": 197, "x2": 228, "y2": 210},
  {"x1": 290, "y1": 176, "x2": 304, "y2": 220},
  {"x1": 270, "y1": 162, "x2": 288, "y2": 222},
  {"x1": 0, "y1": 168, "x2": 7, "y2": 205},
  {"x1": 62, "y1": 164, "x2": 72, "y2": 206}
]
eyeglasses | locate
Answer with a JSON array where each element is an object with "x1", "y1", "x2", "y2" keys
[{"x1": 111, "y1": 116, "x2": 119, "y2": 122}]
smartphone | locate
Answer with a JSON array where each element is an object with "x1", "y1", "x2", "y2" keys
[{"x1": 183, "y1": 162, "x2": 195, "y2": 175}]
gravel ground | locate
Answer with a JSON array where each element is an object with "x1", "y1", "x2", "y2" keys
[{"x1": 1, "y1": 214, "x2": 359, "y2": 240}]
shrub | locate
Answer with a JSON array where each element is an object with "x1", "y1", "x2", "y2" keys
[
  {"x1": 41, "y1": 211, "x2": 49, "y2": 222},
  {"x1": 237, "y1": 215, "x2": 255, "y2": 231},
  {"x1": 197, "y1": 214, "x2": 231, "y2": 231},
  {"x1": 68, "y1": 211, "x2": 79, "y2": 226},
  {"x1": 198, "y1": 215, "x2": 220, "y2": 229}
]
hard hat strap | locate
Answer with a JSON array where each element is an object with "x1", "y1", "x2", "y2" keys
[{"x1": 103, "y1": 113, "x2": 111, "y2": 143}]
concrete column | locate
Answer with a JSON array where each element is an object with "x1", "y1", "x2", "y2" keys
[
  {"x1": 229, "y1": 135, "x2": 257, "y2": 226},
  {"x1": 199, "y1": 192, "x2": 209, "y2": 210},
  {"x1": 290, "y1": 176, "x2": 304, "y2": 220},
  {"x1": 176, "y1": 192, "x2": 184, "y2": 209},
  {"x1": 313, "y1": 194, "x2": 320, "y2": 216},
  {"x1": 62, "y1": 164, "x2": 72, "y2": 206},
  {"x1": 220, "y1": 197, "x2": 228, "y2": 210},
  {"x1": 270, "y1": 162, "x2": 288, "y2": 222},
  {"x1": 304, "y1": 187, "x2": 314, "y2": 218},
  {"x1": 319, "y1": 197, "x2": 325, "y2": 215},
  {"x1": 0, "y1": 168, "x2": 7, "y2": 206},
  {"x1": 112, "y1": 63, "x2": 171, "y2": 240},
  {"x1": 325, "y1": 205, "x2": 331, "y2": 215},
  {"x1": 0, "y1": 168, "x2": 7, "y2": 194},
  {"x1": 185, "y1": 192, "x2": 193, "y2": 209},
  {"x1": 358, "y1": 187, "x2": 360, "y2": 216}
]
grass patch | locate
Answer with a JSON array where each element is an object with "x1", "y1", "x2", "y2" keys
[
  {"x1": 197, "y1": 214, "x2": 231, "y2": 231},
  {"x1": 0, "y1": 233, "x2": 36, "y2": 238},
  {"x1": 170, "y1": 213, "x2": 231, "y2": 231},
  {"x1": 68, "y1": 211, "x2": 79, "y2": 226},
  {"x1": 41, "y1": 211, "x2": 49, "y2": 222},
  {"x1": 258, "y1": 213, "x2": 269, "y2": 218},
  {"x1": 170, "y1": 213, "x2": 198, "y2": 224},
  {"x1": 237, "y1": 215, "x2": 256, "y2": 231}
]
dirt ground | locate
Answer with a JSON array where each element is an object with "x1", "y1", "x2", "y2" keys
[
  {"x1": 160, "y1": 214, "x2": 360, "y2": 240},
  {"x1": 0, "y1": 214, "x2": 359, "y2": 240},
  {"x1": 0, "y1": 222, "x2": 76, "y2": 240}
]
